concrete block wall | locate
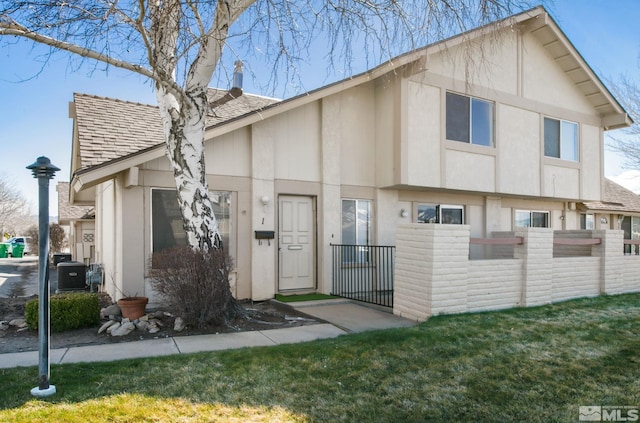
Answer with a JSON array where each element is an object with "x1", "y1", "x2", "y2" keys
[
  {"x1": 622, "y1": 257, "x2": 640, "y2": 293},
  {"x1": 515, "y1": 228, "x2": 553, "y2": 307},
  {"x1": 467, "y1": 260, "x2": 522, "y2": 311},
  {"x1": 551, "y1": 257, "x2": 600, "y2": 302},
  {"x1": 394, "y1": 225, "x2": 633, "y2": 322}
]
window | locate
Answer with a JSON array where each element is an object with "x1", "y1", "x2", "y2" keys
[
  {"x1": 544, "y1": 117, "x2": 578, "y2": 161},
  {"x1": 446, "y1": 92, "x2": 494, "y2": 146},
  {"x1": 580, "y1": 213, "x2": 594, "y2": 230},
  {"x1": 341, "y1": 199, "x2": 372, "y2": 263},
  {"x1": 515, "y1": 210, "x2": 549, "y2": 228},
  {"x1": 417, "y1": 204, "x2": 464, "y2": 224},
  {"x1": 152, "y1": 189, "x2": 232, "y2": 253}
]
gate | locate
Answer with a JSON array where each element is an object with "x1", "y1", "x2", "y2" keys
[{"x1": 330, "y1": 244, "x2": 395, "y2": 308}]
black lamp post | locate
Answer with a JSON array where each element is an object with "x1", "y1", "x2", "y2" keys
[{"x1": 27, "y1": 156, "x2": 59, "y2": 397}]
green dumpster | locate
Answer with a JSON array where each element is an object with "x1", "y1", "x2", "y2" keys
[
  {"x1": 11, "y1": 244, "x2": 24, "y2": 258},
  {"x1": 0, "y1": 243, "x2": 7, "y2": 258}
]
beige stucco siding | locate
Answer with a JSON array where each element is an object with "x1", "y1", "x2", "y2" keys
[
  {"x1": 426, "y1": 30, "x2": 519, "y2": 95},
  {"x1": 580, "y1": 124, "x2": 603, "y2": 200},
  {"x1": 405, "y1": 81, "x2": 441, "y2": 187},
  {"x1": 204, "y1": 127, "x2": 252, "y2": 177},
  {"x1": 272, "y1": 102, "x2": 321, "y2": 182},
  {"x1": 445, "y1": 148, "x2": 496, "y2": 192},
  {"x1": 521, "y1": 32, "x2": 594, "y2": 115},
  {"x1": 374, "y1": 80, "x2": 396, "y2": 187},
  {"x1": 334, "y1": 85, "x2": 377, "y2": 187},
  {"x1": 498, "y1": 104, "x2": 541, "y2": 195}
]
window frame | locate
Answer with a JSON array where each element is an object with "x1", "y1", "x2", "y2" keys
[
  {"x1": 150, "y1": 188, "x2": 234, "y2": 257},
  {"x1": 544, "y1": 117, "x2": 579, "y2": 161},
  {"x1": 515, "y1": 210, "x2": 550, "y2": 228},
  {"x1": 341, "y1": 198, "x2": 373, "y2": 265},
  {"x1": 446, "y1": 91, "x2": 495, "y2": 147},
  {"x1": 416, "y1": 203, "x2": 465, "y2": 225}
]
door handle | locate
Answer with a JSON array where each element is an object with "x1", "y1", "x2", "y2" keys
[{"x1": 287, "y1": 245, "x2": 303, "y2": 250}]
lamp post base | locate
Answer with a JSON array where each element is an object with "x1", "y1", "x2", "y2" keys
[{"x1": 30, "y1": 385, "x2": 56, "y2": 397}]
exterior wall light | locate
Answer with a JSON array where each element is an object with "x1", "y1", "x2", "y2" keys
[{"x1": 400, "y1": 209, "x2": 409, "y2": 218}]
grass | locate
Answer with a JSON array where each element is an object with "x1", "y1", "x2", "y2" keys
[
  {"x1": 274, "y1": 293, "x2": 340, "y2": 302},
  {"x1": 2, "y1": 293, "x2": 640, "y2": 422}
]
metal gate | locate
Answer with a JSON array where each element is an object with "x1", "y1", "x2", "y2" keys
[{"x1": 330, "y1": 244, "x2": 395, "y2": 308}]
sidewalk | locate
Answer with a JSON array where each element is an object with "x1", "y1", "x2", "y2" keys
[{"x1": 0, "y1": 300, "x2": 416, "y2": 369}]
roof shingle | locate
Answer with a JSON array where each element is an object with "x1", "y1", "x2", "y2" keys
[{"x1": 73, "y1": 89, "x2": 279, "y2": 172}]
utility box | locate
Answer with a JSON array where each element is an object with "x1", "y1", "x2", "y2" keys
[
  {"x1": 53, "y1": 253, "x2": 72, "y2": 266},
  {"x1": 57, "y1": 261, "x2": 87, "y2": 292}
]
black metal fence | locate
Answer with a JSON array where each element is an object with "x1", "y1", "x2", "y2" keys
[{"x1": 330, "y1": 244, "x2": 395, "y2": 308}]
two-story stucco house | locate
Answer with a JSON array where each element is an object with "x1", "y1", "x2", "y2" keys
[{"x1": 67, "y1": 6, "x2": 631, "y2": 304}]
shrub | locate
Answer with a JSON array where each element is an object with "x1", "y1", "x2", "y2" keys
[
  {"x1": 150, "y1": 246, "x2": 244, "y2": 328},
  {"x1": 25, "y1": 293, "x2": 100, "y2": 332}
]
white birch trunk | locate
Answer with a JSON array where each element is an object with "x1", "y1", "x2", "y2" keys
[{"x1": 155, "y1": 87, "x2": 221, "y2": 250}]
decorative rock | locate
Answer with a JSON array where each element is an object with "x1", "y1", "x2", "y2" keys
[
  {"x1": 134, "y1": 320, "x2": 148, "y2": 331},
  {"x1": 9, "y1": 318, "x2": 27, "y2": 328},
  {"x1": 111, "y1": 321, "x2": 135, "y2": 337},
  {"x1": 100, "y1": 304, "x2": 121, "y2": 319},
  {"x1": 139, "y1": 314, "x2": 149, "y2": 322},
  {"x1": 150, "y1": 318, "x2": 164, "y2": 327},
  {"x1": 98, "y1": 320, "x2": 118, "y2": 334},
  {"x1": 148, "y1": 324, "x2": 160, "y2": 334},
  {"x1": 163, "y1": 312, "x2": 174, "y2": 318},
  {"x1": 173, "y1": 317, "x2": 186, "y2": 332},
  {"x1": 0, "y1": 321, "x2": 9, "y2": 331},
  {"x1": 106, "y1": 322, "x2": 120, "y2": 334},
  {"x1": 17, "y1": 327, "x2": 29, "y2": 332}
]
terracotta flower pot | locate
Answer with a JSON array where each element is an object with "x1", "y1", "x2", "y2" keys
[{"x1": 117, "y1": 297, "x2": 149, "y2": 320}]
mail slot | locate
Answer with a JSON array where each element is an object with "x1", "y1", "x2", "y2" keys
[
  {"x1": 255, "y1": 230, "x2": 275, "y2": 240},
  {"x1": 288, "y1": 245, "x2": 303, "y2": 250}
]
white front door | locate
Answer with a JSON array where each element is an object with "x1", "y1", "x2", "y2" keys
[{"x1": 278, "y1": 195, "x2": 315, "y2": 291}]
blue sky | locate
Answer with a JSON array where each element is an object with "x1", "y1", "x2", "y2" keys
[{"x1": 1, "y1": 0, "x2": 639, "y2": 216}]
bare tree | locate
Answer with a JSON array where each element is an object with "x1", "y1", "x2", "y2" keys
[
  {"x1": 608, "y1": 74, "x2": 640, "y2": 167},
  {"x1": 1, "y1": 0, "x2": 534, "y2": 317},
  {"x1": 0, "y1": 175, "x2": 31, "y2": 238}
]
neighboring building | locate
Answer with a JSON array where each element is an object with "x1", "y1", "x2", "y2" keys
[
  {"x1": 67, "y1": 6, "x2": 631, "y2": 303},
  {"x1": 57, "y1": 182, "x2": 94, "y2": 262},
  {"x1": 582, "y1": 178, "x2": 640, "y2": 252}
]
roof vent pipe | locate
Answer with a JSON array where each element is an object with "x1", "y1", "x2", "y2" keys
[{"x1": 232, "y1": 60, "x2": 243, "y2": 92}]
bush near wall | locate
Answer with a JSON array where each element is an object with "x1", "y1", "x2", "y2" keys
[{"x1": 25, "y1": 293, "x2": 100, "y2": 332}]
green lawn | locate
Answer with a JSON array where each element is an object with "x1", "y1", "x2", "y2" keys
[{"x1": 2, "y1": 294, "x2": 640, "y2": 422}]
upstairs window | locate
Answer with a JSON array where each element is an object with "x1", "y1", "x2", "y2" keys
[
  {"x1": 544, "y1": 117, "x2": 578, "y2": 161},
  {"x1": 446, "y1": 92, "x2": 494, "y2": 147}
]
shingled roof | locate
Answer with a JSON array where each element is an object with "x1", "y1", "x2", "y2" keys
[
  {"x1": 56, "y1": 182, "x2": 94, "y2": 223},
  {"x1": 582, "y1": 179, "x2": 640, "y2": 214},
  {"x1": 73, "y1": 89, "x2": 279, "y2": 172}
]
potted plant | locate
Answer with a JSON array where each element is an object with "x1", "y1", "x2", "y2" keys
[{"x1": 117, "y1": 296, "x2": 149, "y2": 320}]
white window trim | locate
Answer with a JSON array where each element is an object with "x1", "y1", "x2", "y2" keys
[
  {"x1": 446, "y1": 91, "x2": 495, "y2": 147},
  {"x1": 543, "y1": 116, "x2": 579, "y2": 162},
  {"x1": 515, "y1": 209, "x2": 550, "y2": 228}
]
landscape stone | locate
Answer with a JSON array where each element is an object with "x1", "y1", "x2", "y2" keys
[
  {"x1": 111, "y1": 321, "x2": 135, "y2": 337},
  {"x1": 0, "y1": 321, "x2": 9, "y2": 331},
  {"x1": 100, "y1": 304, "x2": 121, "y2": 319},
  {"x1": 98, "y1": 320, "x2": 117, "y2": 334},
  {"x1": 9, "y1": 318, "x2": 27, "y2": 328},
  {"x1": 134, "y1": 320, "x2": 148, "y2": 331},
  {"x1": 106, "y1": 322, "x2": 120, "y2": 334},
  {"x1": 173, "y1": 317, "x2": 186, "y2": 332}
]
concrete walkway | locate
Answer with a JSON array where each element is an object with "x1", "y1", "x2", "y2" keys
[{"x1": 0, "y1": 301, "x2": 416, "y2": 369}]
